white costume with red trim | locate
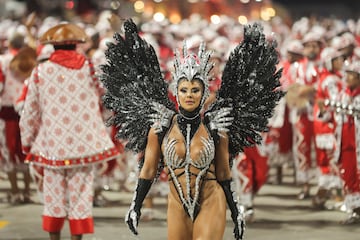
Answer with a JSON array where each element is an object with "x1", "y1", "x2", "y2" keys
[
  {"x1": 0, "y1": 52, "x2": 23, "y2": 107},
  {"x1": 233, "y1": 144, "x2": 268, "y2": 208},
  {"x1": 313, "y1": 70, "x2": 344, "y2": 190},
  {"x1": 19, "y1": 49, "x2": 120, "y2": 235},
  {"x1": 267, "y1": 59, "x2": 299, "y2": 167},
  {"x1": 0, "y1": 50, "x2": 26, "y2": 172},
  {"x1": 291, "y1": 57, "x2": 321, "y2": 183},
  {"x1": 334, "y1": 86, "x2": 360, "y2": 211},
  {"x1": 19, "y1": 53, "x2": 119, "y2": 167}
]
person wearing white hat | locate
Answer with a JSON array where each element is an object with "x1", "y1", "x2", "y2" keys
[
  {"x1": 0, "y1": 31, "x2": 34, "y2": 205},
  {"x1": 339, "y1": 32, "x2": 357, "y2": 66},
  {"x1": 329, "y1": 61, "x2": 360, "y2": 224},
  {"x1": 312, "y1": 47, "x2": 345, "y2": 209},
  {"x1": 267, "y1": 39, "x2": 304, "y2": 185},
  {"x1": 291, "y1": 31, "x2": 324, "y2": 200},
  {"x1": 331, "y1": 33, "x2": 356, "y2": 67}
]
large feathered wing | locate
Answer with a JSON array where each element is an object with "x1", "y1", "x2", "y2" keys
[
  {"x1": 100, "y1": 18, "x2": 176, "y2": 153},
  {"x1": 205, "y1": 22, "x2": 284, "y2": 157}
]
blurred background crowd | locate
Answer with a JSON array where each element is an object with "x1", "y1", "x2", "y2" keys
[{"x1": 1, "y1": 0, "x2": 360, "y2": 226}]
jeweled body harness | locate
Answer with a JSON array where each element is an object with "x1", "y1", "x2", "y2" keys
[{"x1": 163, "y1": 112, "x2": 215, "y2": 221}]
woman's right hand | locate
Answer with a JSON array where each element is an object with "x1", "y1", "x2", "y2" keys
[
  {"x1": 124, "y1": 178, "x2": 153, "y2": 235},
  {"x1": 125, "y1": 207, "x2": 141, "y2": 235}
]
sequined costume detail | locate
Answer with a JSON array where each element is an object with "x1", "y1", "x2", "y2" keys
[{"x1": 164, "y1": 120, "x2": 215, "y2": 221}]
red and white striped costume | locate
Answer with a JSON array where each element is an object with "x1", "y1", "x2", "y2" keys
[
  {"x1": 313, "y1": 69, "x2": 344, "y2": 190},
  {"x1": 233, "y1": 143, "x2": 269, "y2": 208},
  {"x1": 291, "y1": 57, "x2": 321, "y2": 183},
  {"x1": 334, "y1": 86, "x2": 360, "y2": 211},
  {"x1": 267, "y1": 59, "x2": 299, "y2": 167}
]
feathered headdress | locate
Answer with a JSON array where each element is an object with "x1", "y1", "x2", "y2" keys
[{"x1": 173, "y1": 41, "x2": 214, "y2": 108}]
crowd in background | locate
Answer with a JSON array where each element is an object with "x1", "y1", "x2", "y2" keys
[{"x1": 1, "y1": 7, "x2": 360, "y2": 226}]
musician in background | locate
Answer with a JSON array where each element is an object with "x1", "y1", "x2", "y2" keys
[
  {"x1": 291, "y1": 31, "x2": 323, "y2": 200},
  {"x1": 0, "y1": 33, "x2": 35, "y2": 205},
  {"x1": 312, "y1": 47, "x2": 344, "y2": 209},
  {"x1": 332, "y1": 61, "x2": 360, "y2": 224},
  {"x1": 331, "y1": 32, "x2": 357, "y2": 67},
  {"x1": 268, "y1": 39, "x2": 304, "y2": 184}
]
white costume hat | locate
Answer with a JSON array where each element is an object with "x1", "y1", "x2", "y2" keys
[{"x1": 320, "y1": 47, "x2": 343, "y2": 71}]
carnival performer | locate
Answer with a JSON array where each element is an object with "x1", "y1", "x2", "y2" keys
[
  {"x1": 291, "y1": 31, "x2": 323, "y2": 199},
  {"x1": 0, "y1": 33, "x2": 36, "y2": 204},
  {"x1": 19, "y1": 23, "x2": 120, "y2": 240},
  {"x1": 100, "y1": 19, "x2": 283, "y2": 240},
  {"x1": 329, "y1": 61, "x2": 360, "y2": 224},
  {"x1": 0, "y1": 62, "x2": 9, "y2": 180},
  {"x1": 233, "y1": 142, "x2": 269, "y2": 222},
  {"x1": 268, "y1": 39, "x2": 304, "y2": 184},
  {"x1": 312, "y1": 47, "x2": 345, "y2": 209},
  {"x1": 331, "y1": 32, "x2": 357, "y2": 66},
  {"x1": 14, "y1": 44, "x2": 54, "y2": 205}
]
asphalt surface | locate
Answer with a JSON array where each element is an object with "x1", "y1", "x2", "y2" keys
[{"x1": 0, "y1": 167, "x2": 360, "y2": 240}]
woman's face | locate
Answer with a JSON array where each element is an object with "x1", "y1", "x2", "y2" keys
[{"x1": 177, "y1": 79, "x2": 203, "y2": 112}]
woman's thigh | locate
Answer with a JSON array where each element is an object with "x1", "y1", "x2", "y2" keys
[
  {"x1": 167, "y1": 195, "x2": 193, "y2": 240},
  {"x1": 167, "y1": 183, "x2": 226, "y2": 240},
  {"x1": 193, "y1": 186, "x2": 226, "y2": 240}
]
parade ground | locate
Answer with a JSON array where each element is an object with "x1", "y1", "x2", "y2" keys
[{"x1": 0, "y1": 168, "x2": 360, "y2": 240}]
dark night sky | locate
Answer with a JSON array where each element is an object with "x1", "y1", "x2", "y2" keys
[
  {"x1": 273, "y1": 0, "x2": 360, "y2": 20},
  {"x1": 15, "y1": 0, "x2": 360, "y2": 23}
]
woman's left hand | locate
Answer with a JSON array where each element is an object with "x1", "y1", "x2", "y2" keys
[{"x1": 233, "y1": 212, "x2": 245, "y2": 240}]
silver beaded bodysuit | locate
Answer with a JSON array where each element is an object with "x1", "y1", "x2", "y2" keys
[{"x1": 163, "y1": 117, "x2": 215, "y2": 221}]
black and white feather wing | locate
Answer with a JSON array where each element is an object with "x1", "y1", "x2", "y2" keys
[
  {"x1": 205, "y1": 22, "x2": 284, "y2": 157},
  {"x1": 100, "y1": 19, "x2": 176, "y2": 153}
]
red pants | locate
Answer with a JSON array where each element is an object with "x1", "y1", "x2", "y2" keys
[
  {"x1": 339, "y1": 150, "x2": 360, "y2": 194},
  {"x1": 0, "y1": 107, "x2": 25, "y2": 170},
  {"x1": 237, "y1": 146, "x2": 269, "y2": 194},
  {"x1": 293, "y1": 113, "x2": 315, "y2": 183},
  {"x1": 339, "y1": 149, "x2": 360, "y2": 210},
  {"x1": 277, "y1": 106, "x2": 293, "y2": 154}
]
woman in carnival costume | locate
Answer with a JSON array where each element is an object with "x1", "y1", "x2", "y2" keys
[{"x1": 100, "y1": 19, "x2": 283, "y2": 240}]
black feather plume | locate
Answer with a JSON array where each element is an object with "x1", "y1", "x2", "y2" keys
[
  {"x1": 99, "y1": 18, "x2": 176, "y2": 153},
  {"x1": 209, "y1": 22, "x2": 284, "y2": 156}
]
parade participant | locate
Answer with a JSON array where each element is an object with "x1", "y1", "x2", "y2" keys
[
  {"x1": 328, "y1": 61, "x2": 360, "y2": 224},
  {"x1": 14, "y1": 44, "x2": 54, "y2": 204},
  {"x1": 19, "y1": 23, "x2": 120, "y2": 240},
  {"x1": 291, "y1": 31, "x2": 323, "y2": 199},
  {"x1": 100, "y1": 19, "x2": 283, "y2": 240},
  {"x1": 0, "y1": 62, "x2": 9, "y2": 180},
  {"x1": 234, "y1": 142, "x2": 269, "y2": 222},
  {"x1": 268, "y1": 39, "x2": 304, "y2": 184},
  {"x1": 0, "y1": 32, "x2": 35, "y2": 204},
  {"x1": 312, "y1": 47, "x2": 345, "y2": 209},
  {"x1": 281, "y1": 40, "x2": 304, "y2": 88},
  {"x1": 333, "y1": 32, "x2": 357, "y2": 66}
]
